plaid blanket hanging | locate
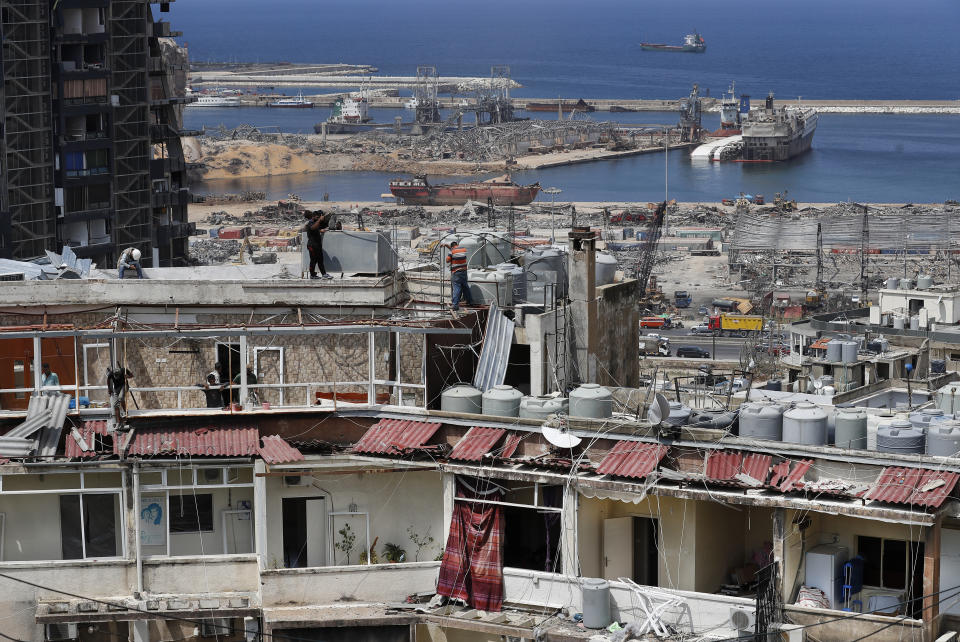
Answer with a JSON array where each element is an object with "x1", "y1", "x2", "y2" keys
[{"x1": 436, "y1": 476, "x2": 504, "y2": 611}]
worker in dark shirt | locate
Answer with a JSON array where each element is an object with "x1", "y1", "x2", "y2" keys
[
  {"x1": 303, "y1": 209, "x2": 333, "y2": 279},
  {"x1": 106, "y1": 365, "x2": 133, "y2": 427},
  {"x1": 198, "y1": 373, "x2": 226, "y2": 409}
]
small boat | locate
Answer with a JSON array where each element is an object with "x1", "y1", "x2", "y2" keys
[
  {"x1": 641, "y1": 32, "x2": 706, "y2": 53},
  {"x1": 403, "y1": 97, "x2": 419, "y2": 110},
  {"x1": 189, "y1": 94, "x2": 242, "y2": 107},
  {"x1": 268, "y1": 91, "x2": 314, "y2": 108}
]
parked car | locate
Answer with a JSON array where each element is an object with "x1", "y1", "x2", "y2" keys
[
  {"x1": 676, "y1": 345, "x2": 711, "y2": 359},
  {"x1": 698, "y1": 305, "x2": 709, "y2": 316},
  {"x1": 758, "y1": 342, "x2": 790, "y2": 356},
  {"x1": 690, "y1": 323, "x2": 713, "y2": 335},
  {"x1": 714, "y1": 377, "x2": 749, "y2": 394}
]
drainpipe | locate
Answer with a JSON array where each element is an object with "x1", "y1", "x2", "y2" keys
[{"x1": 133, "y1": 462, "x2": 143, "y2": 595}]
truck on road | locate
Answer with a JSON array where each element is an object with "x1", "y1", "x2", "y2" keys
[
  {"x1": 707, "y1": 313, "x2": 764, "y2": 337},
  {"x1": 674, "y1": 290, "x2": 692, "y2": 308}
]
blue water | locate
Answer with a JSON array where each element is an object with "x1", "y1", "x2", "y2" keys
[
  {"x1": 173, "y1": 0, "x2": 960, "y2": 99},
  {"x1": 175, "y1": 0, "x2": 960, "y2": 203}
]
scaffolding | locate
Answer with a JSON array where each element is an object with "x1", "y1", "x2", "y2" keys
[
  {"x1": 414, "y1": 65, "x2": 440, "y2": 125},
  {"x1": 473, "y1": 65, "x2": 515, "y2": 126},
  {"x1": 0, "y1": 0, "x2": 55, "y2": 259}
]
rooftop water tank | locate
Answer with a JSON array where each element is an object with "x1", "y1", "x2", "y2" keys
[
  {"x1": 841, "y1": 340, "x2": 859, "y2": 364},
  {"x1": 826, "y1": 340, "x2": 843, "y2": 363},
  {"x1": 595, "y1": 252, "x2": 618, "y2": 286},
  {"x1": 484, "y1": 233, "x2": 512, "y2": 265},
  {"x1": 931, "y1": 359, "x2": 946, "y2": 374},
  {"x1": 689, "y1": 408, "x2": 736, "y2": 430},
  {"x1": 459, "y1": 235, "x2": 487, "y2": 269},
  {"x1": 783, "y1": 402, "x2": 828, "y2": 445},
  {"x1": 909, "y1": 408, "x2": 950, "y2": 430},
  {"x1": 900, "y1": 278, "x2": 914, "y2": 290},
  {"x1": 519, "y1": 396, "x2": 569, "y2": 420},
  {"x1": 927, "y1": 422, "x2": 960, "y2": 457},
  {"x1": 876, "y1": 420, "x2": 925, "y2": 454},
  {"x1": 581, "y1": 578, "x2": 611, "y2": 629},
  {"x1": 910, "y1": 315, "x2": 920, "y2": 331},
  {"x1": 738, "y1": 401, "x2": 784, "y2": 441},
  {"x1": 569, "y1": 383, "x2": 613, "y2": 419},
  {"x1": 440, "y1": 384, "x2": 483, "y2": 414},
  {"x1": 468, "y1": 269, "x2": 513, "y2": 306},
  {"x1": 665, "y1": 401, "x2": 692, "y2": 427},
  {"x1": 917, "y1": 274, "x2": 934, "y2": 290},
  {"x1": 884, "y1": 277, "x2": 900, "y2": 289},
  {"x1": 937, "y1": 383, "x2": 960, "y2": 414},
  {"x1": 494, "y1": 262, "x2": 526, "y2": 303},
  {"x1": 524, "y1": 249, "x2": 567, "y2": 302},
  {"x1": 834, "y1": 408, "x2": 868, "y2": 449},
  {"x1": 893, "y1": 317, "x2": 905, "y2": 330},
  {"x1": 481, "y1": 384, "x2": 522, "y2": 418}
]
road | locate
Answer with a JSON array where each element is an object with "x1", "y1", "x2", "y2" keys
[{"x1": 642, "y1": 327, "x2": 750, "y2": 361}]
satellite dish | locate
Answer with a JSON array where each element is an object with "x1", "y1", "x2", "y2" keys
[
  {"x1": 647, "y1": 393, "x2": 671, "y2": 426},
  {"x1": 542, "y1": 425, "x2": 582, "y2": 449}
]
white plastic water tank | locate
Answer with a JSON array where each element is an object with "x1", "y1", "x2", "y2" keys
[
  {"x1": 494, "y1": 262, "x2": 526, "y2": 303},
  {"x1": 458, "y1": 235, "x2": 487, "y2": 269},
  {"x1": 909, "y1": 408, "x2": 949, "y2": 431},
  {"x1": 782, "y1": 402, "x2": 828, "y2": 445},
  {"x1": 739, "y1": 401, "x2": 784, "y2": 441},
  {"x1": 893, "y1": 317, "x2": 905, "y2": 330},
  {"x1": 468, "y1": 269, "x2": 513, "y2": 306},
  {"x1": 569, "y1": 383, "x2": 613, "y2": 419},
  {"x1": 927, "y1": 421, "x2": 960, "y2": 457},
  {"x1": 840, "y1": 340, "x2": 859, "y2": 364},
  {"x1": 595, "y1": 252, "x2": 618, "y2": 286},
  {"x1": 484, "y1": 233, "x2": 512, "y2": 265},
  {"x1": 481, "y1": 385, "x2": 522, "y2": 417},
  {"x1": 519, "y1": 396, "x2": 569, "y2": 419},
  {"x1": 910, "y1": 315, "x2": 920, "y2": 331},
  {"x1": 936, "y1": 383, "x2": 960, "y2": 414},
  {"x1": 825, "y1": 340, "x2": 843, "y2": 363},
  {"x1": 524, "y1": 248, "x2": 567, "y2": 301},
  {"x1": 900, "y1": 278, "x2": 914, "y2": 290},
  {"x1": 581, "y1": 578, "x2": 611, "y2": 629},
  {"x1": 441, "y1": 384, "x2": 483, "y2": 414},
  {"x1": 834, "y1": 408, "x2": 868, "y2": 449},
  {"x1": 917, "y1": 274, "x2": 934, "y2": 289},
  {"x1": 884, "y1": 277, "x2": 900, "y2": 289}
]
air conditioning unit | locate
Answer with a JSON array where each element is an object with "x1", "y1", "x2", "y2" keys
[
  {"x1": 771, "y1": 623, "x2": 804, "y2": 642},
  {"x1": 283, "y1": 474, "x2": 310, "y2": 487},
  {"x1": 729, "y1": 606, "x2": 756, "y2": 633},
  {"x1": 199, "y1": 618, "x2": 233, "y2": 638},
  {"x1": 45, "y1": 623, "x2": 78, "y2": 641}
]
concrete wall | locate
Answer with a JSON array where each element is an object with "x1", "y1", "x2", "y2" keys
[
  {"x1": 596, "y1": 280, "x2": 640, "y2": 389},
  {"x1": 879, "y1": 289, "x2": 960, "y2": 325},
  {"x1": 261, "y1": 561, "x2": 440, "y2": 606},
  {"x1": 264, "y1": 470, "x2": 444, "y2": 569},
  {"x1": 142, "y1": 555, "x2": 260, "y2": 594}
]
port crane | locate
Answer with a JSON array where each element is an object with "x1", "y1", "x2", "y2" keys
[{"x1": 635, "y1": 201, "x2": 668, "y2": 307}]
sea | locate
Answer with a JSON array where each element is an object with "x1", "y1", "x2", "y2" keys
[{"x1": 176, "y1": 0, "x2": 960, "y2": 203}]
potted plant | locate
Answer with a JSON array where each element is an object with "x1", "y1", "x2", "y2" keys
[
  {"x1": 382, "y1": 542, "x2": 406, "y2": 564},
  {"x1": 334, "y1": 523, "x2": 356, "y2": 565}
]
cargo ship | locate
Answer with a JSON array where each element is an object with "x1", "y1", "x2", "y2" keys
[
  {"x1": 710, "y1": 83, "x2": 748, "y2": 136},
  {"x1": 389, "y1": 174, "x2": 541, "y2": 206},
  {"x1": 740, "y1": 93, "x2": 818, "y2": 162},
  {"x1": 316, "y1": 93, "x2": 372, "y2": 134},
  {"x1": 524, "y1": 98, "x2": 594, "y2": 113},
  {"x1": 640, "y1": 32, "x2": 706, "y2": 53}
]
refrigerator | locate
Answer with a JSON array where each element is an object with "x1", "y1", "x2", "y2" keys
[{"x1": 805, "y1": 544, "x2": 849, "y2": 610}]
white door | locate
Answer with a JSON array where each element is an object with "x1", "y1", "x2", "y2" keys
[
  {"x1": 305, "y1": 498, "x2": 327, "y2": 567},
  {"x1": 603, "y1": 516, "x2": 635, "y2": 580},
  {"x1": 222, "y1": 510, "x2": 253, "y2": 554}
]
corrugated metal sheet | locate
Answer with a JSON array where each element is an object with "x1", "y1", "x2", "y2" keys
[
  {"x1": 259, "y1": 435, "x2": 304, "y2": 464},
  {"x1": 769, "y1": 459, "x2": 813, "y2": 492},
  {"x1": 125, "y1": 425, "x2": 259, "y2": 457},
  {"x1": 65, "y1": 420, "x2": 109, "y2": 459},
  {"x1": 473, "y1": 303, "x2": 515, "y2": 393},
  {"x1": 741, "y1": 454, "x2": 773, "y2": 484},
  {"x1": 595, "y1": 441, "x2": 668, "y2": 479},
  {"x1": 37, "y1": 394, "x2": 72, "y2": 457},
  {"x1": 706, "y1": 452, "x2": 742, "y2": 481},
  {"x1": 0, "y1": 393, "x2": 72, "y2": 458},
  {"x1": 864, "y1": 467, "x2": 960, "y2": 508},
  {"x1": 353, "y1": 419, "x2": 442, "y2": 455},
  {"x1": 500, "y1": 432, "x2": 522, "y2": 458},
  {"x1": 448, "y1": 427, "x2": 505, "y2": 461},
  {"x1": 705, "y1": 452, "x2": 771, "y2": 486}
]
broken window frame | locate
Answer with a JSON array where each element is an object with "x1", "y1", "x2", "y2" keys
[
  {"x1": 0, "y1": 469, "x2": 126, "y2": 563},
  {"x1": 138, "y1": 464, "x2": 255, "y2": 558}
]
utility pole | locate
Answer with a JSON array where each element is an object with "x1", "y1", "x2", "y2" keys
[{"x1": 860, "y1": 205, "x2": 869, "y2": 303}]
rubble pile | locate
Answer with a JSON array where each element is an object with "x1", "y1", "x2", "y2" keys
[{"x1": 189, "y1": 239, "x2": 242, "y2": 265}]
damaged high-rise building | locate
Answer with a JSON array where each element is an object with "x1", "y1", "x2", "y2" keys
[{"x1": 0, "y1": 0, "x2": 193, "y2": 266}]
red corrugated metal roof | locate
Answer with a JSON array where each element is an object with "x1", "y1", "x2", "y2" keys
[
  {"x1": 449, "y1": 427, "x2": 505, "y2": 461},
  {"x1": 595, "y1": 441, "x2": 668, "y2": 479},
  {"x1": 865, "y1": 467, "x2": 960, "y2": 508},
  {"x1": 259, "y1": 435, "x2": 304, "y2": 464},
  {"x1": 742, "y1": 453, "x2": 773, "y2": 485},
  {"x1": 500, "y1": 432, "x2": 522, "y2": 458},
  {"x1": 705, "y1": 452, "x2": 772, "y2": 486},
  {"x1": 769, "y1": 459, "x2": 813, "y2": 492},
  {"x1": 809, "y1": 337, "x2": 831, "y2": 350},
  {"x1": 65, "y1": 420, "x2": 109, "y2": 459},
  {"x1": 124, "y1": 425, "x2": 259, "y2": 457},
  {"x1": 353, "y1": 419, "x2": 442, "y2": 455}
]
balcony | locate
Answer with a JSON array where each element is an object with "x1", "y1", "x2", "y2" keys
[{"x1": 61, "y1": 204, "x2": 111, "y2": 223}]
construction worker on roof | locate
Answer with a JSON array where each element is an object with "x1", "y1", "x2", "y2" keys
[
  {"x1": 444, "y1": 240, "x2": 472, "y2": 312},
  {"x1": 117, "y1": 247, "x2": 144, "y2": 279}
]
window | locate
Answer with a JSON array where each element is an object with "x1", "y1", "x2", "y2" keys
[
  {"x1": 858, "y1": 535, "x2": 924, "y2": 616},
  {"x1": 60, "y1": 494, "x2": 119, "y2": 559},
  {"x1": 168, "y1": 494, "x2": 213, "y2": 532}
]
